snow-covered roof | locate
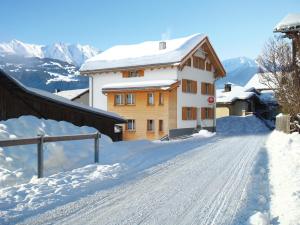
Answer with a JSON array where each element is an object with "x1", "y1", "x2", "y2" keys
[
  {"x1": 102, "y1": 80, "x2": 178, "y2": 91},
  {"x1": 217, "y1": 85, "x2": 255, "y2": 103},
  {"x1": 244, "y1": 73, "x2": 273, "y2": 91},
  {"x1": 55, "y1": 88, "x2": 89, "y2": 100},
  {"x1": 274, "y1": 13, "x2": 300, "y2": 32},
  {"x1": 80, "y1": 34, "x2": 206, "y2": 71},
  {"x1": 0, "y1": 71, "x2": 124, "y2": 122}
]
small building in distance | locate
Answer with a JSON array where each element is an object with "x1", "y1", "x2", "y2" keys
[
  {"x1": 54, "y1": 88, "x2": 89, "y2": 105},
  {"x1": 0, "y1": 70, "x2": 125, "y2": 141},
  {"x1": 217, "y1": 81, "x2": 278, "y2": 120}
]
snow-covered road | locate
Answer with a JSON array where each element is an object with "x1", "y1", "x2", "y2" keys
[{"x1": 19, "y1": 132, "x2": 269, "y2": 225}]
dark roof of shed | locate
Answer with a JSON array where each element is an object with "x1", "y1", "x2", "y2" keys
[{"x1": 0, "y1": 70, "x2": 125, "y2": 123}]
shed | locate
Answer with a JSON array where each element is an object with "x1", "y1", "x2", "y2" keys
[{"x1": 0, "y1": 70, "x2": 125, "y2": 141}]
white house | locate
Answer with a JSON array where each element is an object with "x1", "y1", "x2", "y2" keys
[{"x1": 80, "y1": 34, "x2": 226, "y2": 140}]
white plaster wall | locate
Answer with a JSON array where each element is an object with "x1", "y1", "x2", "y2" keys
[
  {"x1": 177, "y1": 66, "x2": 216, "y2": 129},
  {"x1": 90, "y1": 68, "x2": 178, "y2": 110}
]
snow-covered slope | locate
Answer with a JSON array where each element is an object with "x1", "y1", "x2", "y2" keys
[
  {"x1": 217, "y1": 57, "x2": 259, "y2": 88},
  {"x1": 0, "y1": 40, "x2": 99, "y2": 66},
  {"x1": 0, "y1": 55, "x2": 88, "y2": 92}
]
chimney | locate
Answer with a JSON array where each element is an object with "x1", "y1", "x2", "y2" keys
[
  {"x1": 224, "y1": 83, "x2": 232, "y2": 92},
  {"x1": 159, "y1": 41, "x2": 166, "y2": 50}
]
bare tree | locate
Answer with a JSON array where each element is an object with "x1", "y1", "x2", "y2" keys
[{"x1": 257, "y1": 36, "x2": 300, "y2": 120}]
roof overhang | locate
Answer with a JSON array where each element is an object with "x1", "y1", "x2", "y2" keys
[{"x1": 102, "y1": 80, "x2": 180, "y2": 93}]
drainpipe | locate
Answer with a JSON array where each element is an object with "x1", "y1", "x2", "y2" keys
[
  {"x1": 90, "y1": 76, "x2": 94, "y2": 107},
  {"x1": 213, "y1": 79, "x2": 216, "y2": 132}
]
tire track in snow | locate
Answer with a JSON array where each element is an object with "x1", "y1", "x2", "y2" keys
[{"x1": 19, "y1": 133, "x2": 269, "y2": 225}]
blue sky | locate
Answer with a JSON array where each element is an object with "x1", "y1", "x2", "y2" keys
[{"x1": 0, "y1": 0, "x2": 299, "y2": 60}]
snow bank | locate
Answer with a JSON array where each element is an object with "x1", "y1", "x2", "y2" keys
[
  {"x1": 247, "y1": 212, "x2": 270, "y2": 225},
  {"x1": 0, "y1": 116, "x2": 112, "y2": 188},
  {"x1": 217, "y1": 115, "x2": 270, "y2": 135},
  {"x1": 266, "y1": 131, "x2": 300, "y2": 224},
  {"x1": 192, "y1": 129, "x2": 215, "y2": 138}
]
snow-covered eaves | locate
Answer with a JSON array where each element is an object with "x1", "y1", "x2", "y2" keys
[
  {"x1": 0, "y1": 70, "x2": 125, "y2": 122},
  {"x1": 102, "y1": 80, "x2": 179, "y2": 92},
  {"x1": 217, "y1": 85, "x2": 255, "y2": 104},
  {"x1": 54, "y1": 88, "x2": 89, "y2": 100},
  {"x1": 274, "y1": 13, "x2": 300, "y2": 32},
  {"x1": 80, "y1": 34, "x2": 206, "y2": 72}
]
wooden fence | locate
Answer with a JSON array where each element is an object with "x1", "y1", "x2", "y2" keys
[
  {"x1": 0, "y1": 132, "x2": 101, "y2": 178},
  {"x1": 276, "y1": 114, "x2": 290, "y2": 133}
]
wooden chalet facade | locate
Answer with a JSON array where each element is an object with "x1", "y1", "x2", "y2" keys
[{"x1": 0, "y1": 70, "x2": 125, "y2": 141}]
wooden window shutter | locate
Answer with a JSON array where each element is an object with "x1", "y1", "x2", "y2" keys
[
  {"x1": 182, "y1": 107, "x2": 187, "y2": 120},
  {"x1": 192, "y1": 107, "x2": 197, "y2": 120},
  {"x1": 138, "y1": 70, "x2": 144, "y2": 77},
  {"x1": 122, "y1": 71, "x2": 129, "y2": 78},
  {"x1": 201, "y1": 82, "x2": 205, "y2": 95},
  {"x1": 210, "y1": 108, "x2": 214, "y2": 119},
  {"x1": 182, "y1": 79, "x2": 187, "y2": 92},
  {"x1": 201, "y1": 108, "x2": 206, "y2": 120},
  {"x1": 193, "y1": 81, "x2": 197, "y2": 93},
  {"x1": 211, "y1": 84, "x2": 215, "y2": 95}
]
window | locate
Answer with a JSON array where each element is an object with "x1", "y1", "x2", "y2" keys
[
  {"x1": 182, "y1": 107, "x2": 197, "y2": 120},
  {"x1": 159, "y1": 120, "x2": 163, "y2": 132},
  {"x1": 126, "y1": 119, "x2": 135, "y2": 131},
  {"x1": 122, "y1": 70, "x2": 144, "y2": 78},
  {"x1": 182, "y1": 79, "x2": 197, "y2": 94},
  {"x1": 114, "y1": 94, "x2": 124, "y2": 105},
  {"x1": 147, "y1": 120, "x2": 154, "y2": 131},
  {"x1": 201, "y1": 82, "x2": 214, "y2": 95},
  {"x1": 159, "y1": 92, "x2": 164, "y2": 105},
  {"x1": 206, "y1": 62, "x2": 212, "y2": 71},
  {"x1": 126, "y1": 93, "x2": 135, "y2": 105},
  {"x1": 201, "y1": 107, "x2": 214, "y2": 119},
  {"x1": 128, "y1": 71, "x2": 139, "y2": 77},
  {"x1": 147, "y1": 93, "x2": 154, "y2": 105},
  {"x1": 193, "y1": 56, "x2": 205, "y2": 70}
]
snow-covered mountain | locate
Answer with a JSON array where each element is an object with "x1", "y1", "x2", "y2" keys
[
  {"x1": 0, "y1": 55, "x2": 88, "y2": 92},
  {"x1": 217, "y1": 57, "x2": 260, "y2": 88},
  {"x1": 0, "y1": 40, "x2": 99, "y2": 66}
]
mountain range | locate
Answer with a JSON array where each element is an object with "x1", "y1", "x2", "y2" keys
[
  {"x1": 217, "y1": 57, "x2": 259, "y2": 89},
  {"x1": 0, "y1": 39, "x2": 260, "y2": 93},
  {"x1": 0, "y1": 39, "x2": 99, "y2": 66}
]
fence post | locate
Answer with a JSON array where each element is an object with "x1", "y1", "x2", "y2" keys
[
  {"x1": 94, "y1": 132, "x2": 101, "y2": 163},
  {"x1": 37, "y1": 134, "x2": 44, "y2": 178}
]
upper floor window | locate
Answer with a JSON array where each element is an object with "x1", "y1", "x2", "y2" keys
[
  {"x1": 201, "y1": 82, "x2": 214, "y2": 95},
  {"x1": 114, "y1": 94, "x2": 124, "y2": 105},
  {"x1": 126, "y1": 93, "x2": 135, "y2": 105},
  {"x1": 193, "y1": 56, "x2": 205, "y2": 70},
  {"x1": 206, "y1": 62, "x2": 212, "y2": 71},
  {"x1": 147, "y1": 93, "x2": 155, "y2": 105},
  {"x1": 182, "y1": 79, "x2": 197, "y2": 94},
  {"x1": 122, "y1": 70, "x2": 144, "y2": 78}
]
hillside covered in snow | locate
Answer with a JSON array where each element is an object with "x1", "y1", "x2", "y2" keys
[
  {"x1": 0, "y1": 55, "x2": 88, "y2": 92},
  {"x1": 0, "y1": 39, "x2": 99, "y2": 66}
]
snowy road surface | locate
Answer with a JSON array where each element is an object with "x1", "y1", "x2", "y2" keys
[{"x1": 19, "y1": 132, "x2": 269, "y2": 225}]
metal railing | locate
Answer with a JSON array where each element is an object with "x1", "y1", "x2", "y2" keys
[{"x1": 0, "y1": 132, "x2": 101, "y2": 178}]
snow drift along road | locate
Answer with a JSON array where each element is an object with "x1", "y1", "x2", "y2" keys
[{"x1": 1, "y1": 115, "x2": 271, "y2": 225}]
